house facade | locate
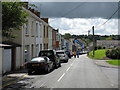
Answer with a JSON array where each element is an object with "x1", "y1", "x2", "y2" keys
[
  {"x1": 2, "y1": 7, "x2": 64, "y2": 72},
  {"x1": 48, "y1": 26, "x2": 53, "y2": 49}
]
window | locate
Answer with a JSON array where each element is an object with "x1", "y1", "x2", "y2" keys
[
  {"x1": 40, "y1": 44, "x2": 42, "y2": 50},
  {"x1": 25, "y1": 23, "x2": 29, "y2": 35},
  {"x1": 44, "y1": 43, "x2": 46, "y2": 49},
  {"x1": 31, "y1": 21, "x2": 34, "y2": 36},
  {"x1": 47, "y1": 26, "x2": 48, "y2": 38},
  {"x1": 36, "y1": 23, "x2": 38, "y2": 37},
  {"x1": 40, "y1": 23, "x2": 42, "y2": 38},
  {"x1": 46, "y1": 43, "x2": 48, "y2": 49},
  {"x1": 31, "y1": 44, "x2": 34, "y2": 58},
  {"x1": 36, "y1": 44, "x2": 39, "y2": 56},
  {"x1": 44, "y1": 25, "x2": 45, "y2": 38}
]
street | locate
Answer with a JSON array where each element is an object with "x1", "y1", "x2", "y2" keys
[{"x1": 3, "y1": 54, "x2": 118, "y2": 89}]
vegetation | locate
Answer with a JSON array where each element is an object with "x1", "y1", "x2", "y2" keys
[
  {"x1": 63, "y1": 33, "x2": 72, "y2": 39},
  {"x1": 106, "y1": 60, "x2": 120, "y2": 66},
  {"x1": 106, "y1": 47, "x2": 120, "y2": 59},
  {"x1": 2, "y1": 2, "x2": 29, "y2": 38},
  {"x1": 88, "y1": 49, "x2": 109, "y2": 59},
  {"x1": 88, "y1": 49, "x2": 120, "y2": 66}
]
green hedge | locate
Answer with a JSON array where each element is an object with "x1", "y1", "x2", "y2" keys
[{"x1": 106, "y1": 47, "x2": 120, "y2": 59}]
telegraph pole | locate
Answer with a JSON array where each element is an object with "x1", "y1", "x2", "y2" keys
[{"x1": 92, "y1": 26, "x2": 95, "y2": 57}]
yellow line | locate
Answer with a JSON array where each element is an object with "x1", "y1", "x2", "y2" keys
[{"x1": 0, "y1": 74, "x2": 28, "y2": 89}]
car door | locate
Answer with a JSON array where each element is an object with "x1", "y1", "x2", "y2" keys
[{"x1": 46, "y1": 57, "x2": 53, "y2": 69}]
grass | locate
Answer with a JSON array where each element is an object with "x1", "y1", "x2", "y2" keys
[
  {"x1": 106, "y1": 60, "x2": 120, "y2": 66},
  {"x1": 88, "y1": 49, "x2": 120, "y2": 66},
  {"x1": 88, "y1": 49, "x2": 110, "y2": 59}
]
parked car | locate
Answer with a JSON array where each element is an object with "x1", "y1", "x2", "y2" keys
[
  {"x1": 56, "y1": 50, "x2": 69, "y2": 63},
  {"x1": 26, "y1": 56, "x2": 54, "y2": 74},
  {"x1": 38, "y1": 50, "x2": 61, "y2": 69}
]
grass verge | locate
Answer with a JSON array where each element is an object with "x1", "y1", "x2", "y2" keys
[
  {"x1": 88, "y1": 49, "x2": 120, "y2": 66},
  {"x1": 106, "y1": 60, "x2": 120, "y2": 66},
  {"x1": 88, "y1": 49, "x2": 110, "y2": 59}
]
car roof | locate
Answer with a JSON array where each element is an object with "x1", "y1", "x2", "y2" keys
[{"x1": 56, "y1": 50, "x2": 65, "y2": 52}]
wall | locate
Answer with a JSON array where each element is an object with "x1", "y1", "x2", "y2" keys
[
  {"x1": 48, "y1": 26, "x2": 53, "y2": 49},
  {"x1": 3, "y1": 49, "x2": 11, "y2": 73},
  {"x1": 15, "y1": 47, "x2": 21, "y2": 69}
]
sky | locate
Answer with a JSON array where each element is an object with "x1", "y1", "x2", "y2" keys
[{"x1": 29, "y1": 2, "x2": 119, "y2": 35}]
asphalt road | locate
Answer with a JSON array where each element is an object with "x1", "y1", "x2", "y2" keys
[{"x1": 4, "y1": 54, "x2": 118, "y2": 89}]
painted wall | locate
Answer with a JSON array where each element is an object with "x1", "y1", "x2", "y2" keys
[
  {"x1": 3, "y1": 49, "x2": 11, "y2": 73},
  {"x1": 48, "y1": 26, "x2": 53, "y2": 49}
]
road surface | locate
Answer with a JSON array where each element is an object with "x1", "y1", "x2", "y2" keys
[{"x1": 4, "y1": 54, "x2": 118, "y2": 89}]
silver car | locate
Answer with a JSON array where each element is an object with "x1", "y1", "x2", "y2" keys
[{"x1": 56, "y1": 50, "x2": 69, "y2": 63}]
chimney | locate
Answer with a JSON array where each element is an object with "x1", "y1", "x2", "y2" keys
[
  {"x1": 41, "y1": 18, "x2": 48, "y2": 23},
  {"x1": 34, "y1": 10, "x2": 40, "y2": 17},
  {"x1": 28, "y1": 7, "x2": 40, "y2": 17}
]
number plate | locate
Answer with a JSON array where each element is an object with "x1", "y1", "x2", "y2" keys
[{"x1": 32, "y1": 64, "x2": 39, "y2": 66}]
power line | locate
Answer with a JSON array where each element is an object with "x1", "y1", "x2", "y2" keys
[
  {"x1": 61, "y1": 2, "x2": 86, "y2": 17},
  {"x1": 49, "y1": 2, "x2": 86, "y2": 23},
  {"x1": 95, "y1": 5, "x2": 120, "y2": 29}
]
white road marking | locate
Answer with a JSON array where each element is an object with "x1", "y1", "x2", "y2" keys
[
  {"x1": 57, "y1": 73, "x2": 65, "y2": 82},
  {"x1": 71, "y1": 63, "x2": 73, "y2": 66},
  {"x1": 66, "y1": 67, "x2": 71, "y2": 72}
]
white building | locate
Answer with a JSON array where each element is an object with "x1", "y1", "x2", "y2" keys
[
  {"x1": 48, "y1": 26, "x2": 53, "y2": 49},
  {"x1": 3, "y1": 7, "x2": 49, "y2": 69}
]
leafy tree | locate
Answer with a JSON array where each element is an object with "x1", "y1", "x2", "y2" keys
[
  {"x1": 63, "y1": 33, "x2": 72, "y2": 39},
  {"x1": 2, "y1": 2, "x2": 29, "y2": 38},
  {"x1": 105, "y1": 37, "x2": 113, "y2": 40}
]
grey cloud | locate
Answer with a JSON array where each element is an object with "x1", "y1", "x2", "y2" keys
[{"x1": 30, "y1": 2, "x2": 119, "y2": 19}]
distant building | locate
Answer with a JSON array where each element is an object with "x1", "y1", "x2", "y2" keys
[
  {"x1": 96, "y1": 40, "x2": 120, "y2": 49},
  {"x1": 89, "y1": 40, "x2": 120, "y2": 50}
]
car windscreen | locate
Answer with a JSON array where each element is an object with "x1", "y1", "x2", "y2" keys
[
  {"x1": 56, "y1": 52, "x2": 64, "y2": 55},
  {"x1": 39, "y1": 51, "x2": 54, "y2": 61},
  {"x1": 39, "y1": 51, "x2": 53, "y2": 56}
]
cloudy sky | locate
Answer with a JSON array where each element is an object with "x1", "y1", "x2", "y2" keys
[{"x1": 30, "y1": 2, "x2": 119, "y2": 35}]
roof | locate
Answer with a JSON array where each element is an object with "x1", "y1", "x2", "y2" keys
[{"x1": 0, "y1": 41, "x2": 21, "y2": 48}]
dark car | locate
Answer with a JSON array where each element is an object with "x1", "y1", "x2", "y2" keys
[
  {"x1": 26, "y1": 56, "x2": 54, "y2": 74},
  {"x1": 38, "y1": 50, "x2": 61, "y2": 68}
]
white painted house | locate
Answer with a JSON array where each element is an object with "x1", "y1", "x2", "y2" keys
[{"x1": 48, "y1": 26, "x2": 53, "y2": 49}]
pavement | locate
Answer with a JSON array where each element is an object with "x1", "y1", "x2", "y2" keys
[
  {"x1": 93, "y1": 59, "x2": 119, "y2": 68},
  {"x1": 1, "y1": 69, "x2": 28, "y2": 89},
  {"x1": 1, "y1": 55, "x2": 119, "y2": 89}
]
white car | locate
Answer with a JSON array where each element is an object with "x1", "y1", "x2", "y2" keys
[{"x1": 56, "y1": 50, "x2": 69, "y2": 63}]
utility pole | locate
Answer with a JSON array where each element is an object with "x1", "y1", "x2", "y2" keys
[
  {"x1": 87, "y1": 30, "x2": 90, "y2": 55},
  {"x1": 92, "y1": 26, "x2": 95, "y2": 57}
]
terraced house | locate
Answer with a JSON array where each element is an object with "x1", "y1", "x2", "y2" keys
[{"x1": 2, "y1": 6, "x2": 63, "y2": 73}]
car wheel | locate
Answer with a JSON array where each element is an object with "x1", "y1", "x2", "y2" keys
[
  {"x1": 59, "y1": 62, "x2": 61, "y2": 67},
  {"x1": 28, "y1": 70, "x2": 32, "y2": 75},
  {"x1": 66, "y1": 59, "x2": 68, "y2": 63},
  {"x1": 46, "y1": 66, "x2": 50, "y2": 73}
]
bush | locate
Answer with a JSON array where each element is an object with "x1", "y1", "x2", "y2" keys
[
  {"x1": 106, "y1": 47, "x2": 120, "y2": 59},
  {"x1": 97, "y1": 46, "x2": 102, "y2": 49}
]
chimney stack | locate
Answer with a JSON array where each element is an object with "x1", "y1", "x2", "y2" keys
[
  {"x1": 28, "y1": 7, "x2": 40, "y2": 17},
  {"x1": 41, "y1": 18, "x2": 49, "y2": 23}
]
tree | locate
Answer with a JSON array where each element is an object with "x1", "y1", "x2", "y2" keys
[
  {"x1": 105, "y1": 37, "x2": 113, "y2": 40},
  {"x1": 63, "y1": 33, "x2": 72, "y2": 39},
  {"x1": 2, "y1": 2, "x2": 29, "y2": 38}
]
